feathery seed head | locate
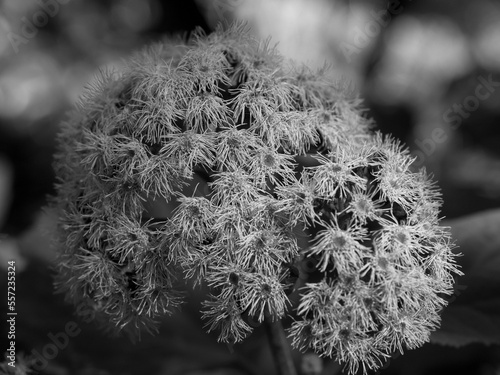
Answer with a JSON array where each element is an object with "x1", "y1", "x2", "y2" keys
[{"x1": 51, "y1": 23, "x2": 461, "y2": 374}]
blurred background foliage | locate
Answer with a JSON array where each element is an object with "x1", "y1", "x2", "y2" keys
[{"x1": 0, "y1": 0, "x2": 499, "y2": 374}]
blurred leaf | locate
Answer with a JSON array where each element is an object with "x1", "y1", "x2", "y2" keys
[{"x1": 431, "y1": 209, "x2": 500, "y2": 346}]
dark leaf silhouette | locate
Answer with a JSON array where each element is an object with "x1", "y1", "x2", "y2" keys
[{"x1": 432, "y1": 209, "x2": 500, "y2": 346}]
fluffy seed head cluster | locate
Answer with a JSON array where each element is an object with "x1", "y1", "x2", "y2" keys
[{"x1": 51, "y1": 24, "x2": 461, "y2": 373}]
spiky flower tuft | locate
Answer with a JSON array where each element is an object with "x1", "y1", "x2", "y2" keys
[{"x1": 51, "y1": 23, "x2": 461, "y2": 373}]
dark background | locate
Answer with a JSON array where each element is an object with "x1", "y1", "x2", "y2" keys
[{"x1": 0, "y1": 0, "x2": 499, "y2": 374}]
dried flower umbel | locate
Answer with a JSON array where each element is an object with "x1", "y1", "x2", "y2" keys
[{"x1": 51, "y1": 24, "x2": 461, "y2": 374}]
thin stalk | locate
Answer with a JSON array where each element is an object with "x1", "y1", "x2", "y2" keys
[{"x1": 265, "y1": 318, "x2": 298, "y2": 375}]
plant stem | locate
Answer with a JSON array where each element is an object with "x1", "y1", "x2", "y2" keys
[{"x1": 265, "y1": 318, "x2": 298, "y2": 375}]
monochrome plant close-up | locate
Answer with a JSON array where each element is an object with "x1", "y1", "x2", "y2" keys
[{"x1": 48, "y1": 23, "x2": 462, "y2": 375}]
